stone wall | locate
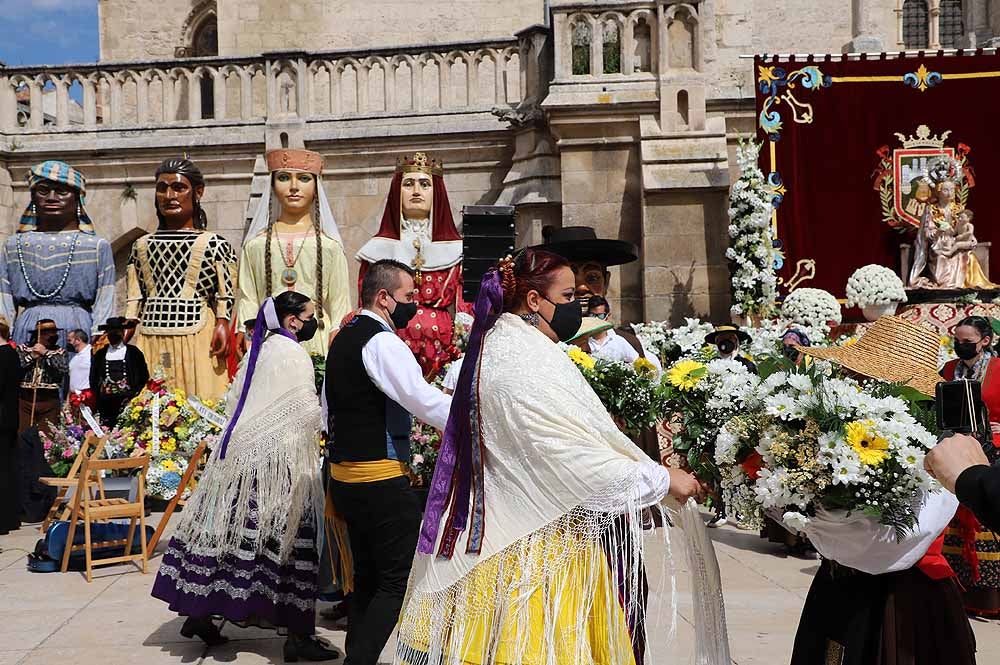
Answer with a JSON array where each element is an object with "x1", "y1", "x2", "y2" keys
[
  {"x1": 99, "y1": 0, "x2": 545, "y2": 61},
  {"x1": 218, "y1": 0, "x2": 543, "y2": 55},
  {"x1": 99, "y1": 0, "x2": 194, "y2": 61}
]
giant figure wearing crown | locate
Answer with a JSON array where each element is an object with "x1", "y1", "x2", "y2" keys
[{"x1": 356, "y1": 153, "x2": 468, "y2": 377}]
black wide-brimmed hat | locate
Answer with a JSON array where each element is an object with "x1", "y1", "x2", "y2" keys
[
  {"x1": 98, "y1": 317, "x2": 137, "y2": 331},
  {"x1": 705, "y1": 324, "x2": 751, "y2": 345},
  {"x1": 533, "y1": 226, "x2": 638, "y2": 267}
]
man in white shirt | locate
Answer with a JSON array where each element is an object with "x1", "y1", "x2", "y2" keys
[
  {"x1": 66, "y1": 329, "x2": 92, "y2": 395},
  {"x1": 586, "y1": 297, "x2": 662, "y2": 376},
  {"x1": 325, "y1": 259, "x2": 451, "y2": 665}
]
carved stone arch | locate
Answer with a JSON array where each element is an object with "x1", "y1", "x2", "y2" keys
[
  {"x1": 597, "y1": 12, "x2": 625, "y2": 74},
  {"x1": 664, "y1": 3, "x2": 700, "y2": 71},
  {"x1": 179, "y1": 0, "x2": 218, "y2": 57},
  {"x1": 568, "y1": 12, "x2": 596, "y2": 76},
  {"x1": 629, "y1": 9, "x2": 655, "y2": 73}
]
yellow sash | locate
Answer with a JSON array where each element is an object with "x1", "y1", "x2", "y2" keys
[{"x1": 330, "y1": 459, "x2": 408, "y2": 483}]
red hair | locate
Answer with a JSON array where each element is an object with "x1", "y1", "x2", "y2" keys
[{"x1": 501, "y1": 248, "x2": 571, "y2": 312}]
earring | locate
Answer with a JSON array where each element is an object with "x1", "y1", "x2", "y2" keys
[
  {"x1": 519, "y1": 312, "x2": 540, "y2": 327},
  {"x1": 30, "y1": 202, "x2": 36, "y2": 217},
  {"x1": 77, "y1": 203, "x2": 82, "y2": 223}
]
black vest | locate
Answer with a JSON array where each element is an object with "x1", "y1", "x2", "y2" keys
[{"x1": 326, "y1": 314, "x2": 412, "y2": 463}]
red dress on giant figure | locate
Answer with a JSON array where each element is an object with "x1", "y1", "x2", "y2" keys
[{"x1": 356, "y1": 155, "x2": 470, "y2": 378}]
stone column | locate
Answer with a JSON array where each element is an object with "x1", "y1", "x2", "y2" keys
[{"x1": 845, "y1": 0, "x2": 885, "y2": 52}]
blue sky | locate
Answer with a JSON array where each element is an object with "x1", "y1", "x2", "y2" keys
[{"x1": 0, "y1": 0, "x2": 99, "y2": 67}]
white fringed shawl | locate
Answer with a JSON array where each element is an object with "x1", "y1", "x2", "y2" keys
[
  {"x1": 397, "y1": 314, "x2": 730, "y2": 665},
  {"x1": 172, "y1": 333, "x2": 323, "y2": 562}
]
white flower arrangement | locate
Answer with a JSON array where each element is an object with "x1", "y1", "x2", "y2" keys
[
  {"x1": 716, "y1": 368, "x2": 939, "y2": 541},
  {"x1": 727, "y1": 140, "x2": 778, "y2": 319},
  {"x1": 781, "y1": 288, "x2": 842, "y2": 328},
  {"x1": 845, "y1": 264, "x2": 908, "y2": 309}
]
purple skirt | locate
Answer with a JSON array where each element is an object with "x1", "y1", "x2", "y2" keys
[{"x1": 151, "y1": 515, "x2": 320, "y2": 634}]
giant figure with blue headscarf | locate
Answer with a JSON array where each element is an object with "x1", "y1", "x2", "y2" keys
[{"x1": 0, "y1": 161, "x2": 115, "y2": 347}]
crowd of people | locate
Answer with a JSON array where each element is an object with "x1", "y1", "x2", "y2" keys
[{"x1": 2, "y1": 154, "x2": 1000, "y2": 665}]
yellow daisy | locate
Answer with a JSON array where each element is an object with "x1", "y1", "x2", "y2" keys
[
  {"x1": 633, "y1": 357, "x2": 657, "y2": 377},
  {"x1": 845, "y1": 421, "x2": 889, "y2": 466},
  {"x1": 567, "y1": 346, "x2": 596, "y2": 371},
  {"x1": 667, "y1": 359, "x2": 707, "y2": 391}
]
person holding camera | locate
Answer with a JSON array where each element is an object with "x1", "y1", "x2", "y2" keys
[
  {"x1": 927, "y1": 433, "x2": 1000, "y2": 532},
  {"x1": 940, "y1": 315, "x2": 1000, "y2": 619}
]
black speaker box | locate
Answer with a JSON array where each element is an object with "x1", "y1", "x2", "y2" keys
[{"x1": 462, "y1": 205, "x2": 516, "y2": 302}]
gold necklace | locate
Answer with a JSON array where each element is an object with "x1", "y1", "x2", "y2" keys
[{"x1": 278, "y1": 234, "x2": 307, "y2": 287}]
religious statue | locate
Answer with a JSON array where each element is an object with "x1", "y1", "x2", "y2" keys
[
  {"x1": 356, "y1": 152, "x2": 467, "y2": 378},
  {"x1": 236, "y1": 149, "x2": 352, "y2": 358},
  {"x1": 0, "y1": 161, "x2": 115, "y2": 347},
  {"x1": 125, "y1": 158, "x2": 237, "y2": 400},
  {"x1": 908, "y1": 179, "x2": 997, "y2": 289}
]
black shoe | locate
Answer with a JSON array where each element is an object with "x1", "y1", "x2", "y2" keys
[
  {"x1": 180, "y1": 616, "x2": 229, "y2": 647},
  {"x1": 284, "y1": 633, "x2": 341, "y2": 662}
]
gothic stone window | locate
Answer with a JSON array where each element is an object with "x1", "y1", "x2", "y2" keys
[
  {"x1": 902, "y1": 0, "x2": 930, "y2": 49},
  {"x1": 572, "y1": 20, "x2": 592, "y2": 75},
  {"x1": 900, "y1": 0, "x2": 965, "y2": 50},
  {"x1": 939, "y1": 0, "x2": 964, "y2": 48}
]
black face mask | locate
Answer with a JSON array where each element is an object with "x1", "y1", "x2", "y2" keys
[
  {"x1": 295, "y1": 316, "x2": 318, "y2": 342},
  {"x1": 954, "y1": 340, "x2": 981, "y2": 361},
  {"x1": 718, "y1": 340, "x2": 737, "y2": 355},
  {"x1": 542, "y1": 297, "x2": 583, "y2": 342},
  {"x1": 389, "y1": 296, "x2": 418, "y2": 330}
]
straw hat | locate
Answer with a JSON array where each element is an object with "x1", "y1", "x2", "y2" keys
[
  {"x1": 567, "y1": 317, "x2": 614, "y2": 344},
  {"x1": 797, "y1": 316, "x2": 941, "y2": 396},
  {"x1": 705, "y1": 324, "x2": 751, "y2": 345}
]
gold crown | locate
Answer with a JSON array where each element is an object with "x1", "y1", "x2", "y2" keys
[
  {"x1": 396, "y1": 152, "x2": 443, "y2": 176},
  {"x1": 266, "y1": 149, "x2": 324, "y2": 174},
  {"x1": 894, "y1": 124, "x2": 952, "y2": 150}
]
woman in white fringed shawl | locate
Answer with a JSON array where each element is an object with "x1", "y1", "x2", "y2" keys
[
  {"x1": 396, "y1": 249, "x2": 731, "y2": 665},
  {"x1": 152, "y1": 291, "x2": 339, "y2": 662}
]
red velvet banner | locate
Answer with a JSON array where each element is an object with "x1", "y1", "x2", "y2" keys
[{"x1": 754, "y1": 52, "x2": 1000, "y2": 299}]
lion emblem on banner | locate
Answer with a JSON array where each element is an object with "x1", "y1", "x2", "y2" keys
[{"x1": 873, "y1": 124, "x2": 974, "y2": 231}]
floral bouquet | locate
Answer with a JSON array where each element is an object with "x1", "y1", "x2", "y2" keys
[
  {"x1": 146, "y1": 456, "x2": 192, "y2": 502},
  {"x1": 715, "y1": 366, "x2": 938, "y2": 540},
  {"x1": 409, "y1": 365, "x2": 449, "y2": 486},
  {"x1": 632, "y1": 317, "x2": 715, "y2": 367},
  {"x1": 39, "y1": 405, "x2": 97, "y2": 477},
  {"x1": 780, "y1": 288, "x2": 842, "y2": 329},
  {"x1": 845, "y1": 264, "x2": 908, "y2": 309},
  {"x1": 409, "y1": 422, "x2": 443, "y2": 487},
  {"x1": 566, "y1": 347, "x2": 668, "y2": 437},
  {"x1": 662, "y1": 357, "x2": 761, "y2": 482},
  {"x1": 106, "y1": 372, "x2": 227, "y2": 499}
]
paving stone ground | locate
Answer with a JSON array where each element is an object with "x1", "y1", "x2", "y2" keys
[{"x1": 1, "y1": 511, "x2": 997, "y2": 664}]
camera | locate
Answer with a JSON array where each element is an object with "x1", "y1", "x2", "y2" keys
[{"x1": 936, "y1": 379, "x2": 998, "y2": 463}]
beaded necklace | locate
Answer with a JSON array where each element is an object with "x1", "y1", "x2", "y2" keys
[{"x1": 16, "y1": 232, "x2": 79, "y2": 300}]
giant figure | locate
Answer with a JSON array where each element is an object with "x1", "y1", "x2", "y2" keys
[
  {"x1": 236, "y1": 149, "x2": 351, "y2": 358},
  {"x1": 0, "y1": 161, "x2": 114, "y2": 348},
  {"x1": 125, "y1": 158, "x2": 235, "y2": 400},
  {"x1": 356, "y1": 153, "x2": 467, "y2": 377}
]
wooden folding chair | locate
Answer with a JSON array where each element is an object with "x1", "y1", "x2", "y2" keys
[
  {"x1": 61, "y1": 455, "x2": 150, "y2": 582},
  {"x1": 39, "y1": 433, "x2": 108, "y2": 533}
]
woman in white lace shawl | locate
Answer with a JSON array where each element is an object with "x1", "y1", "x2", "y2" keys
[
  {"x1": 151, "y1": 291, "x2": 339, "y2": 662},
  {"x1": 397, "y1": 249, "x2": 731, "y2": 665}
]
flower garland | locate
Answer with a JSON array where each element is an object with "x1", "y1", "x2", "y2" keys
[{"x1": 726, "y1": 140, "x2": 778, "y2": 320}]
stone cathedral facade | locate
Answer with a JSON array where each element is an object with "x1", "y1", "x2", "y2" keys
[{"x1": 2, "y1": 0, "x2": 999, "y2": 323}]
